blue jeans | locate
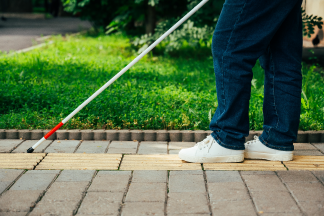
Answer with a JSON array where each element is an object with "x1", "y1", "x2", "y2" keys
[{"x1": 209, "y1": 0, "x2": 303, "y2": 151}]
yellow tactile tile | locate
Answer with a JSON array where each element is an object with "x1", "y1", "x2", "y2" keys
[
  {"x1": 119, "y1": 155, "x2": 202, "y2": 170},
  {"x1": 0, "y1": 153, "x2": 46, "y2": 169},
  {"x1": 283, "y1": 156, "x2": 324, "y2": 170},
  {"x1": 203, "y1": 160, "x2": 287, "y2": 171},
  {"x1": 35, "y1": 153, "x2": 122, "y2": 170}
]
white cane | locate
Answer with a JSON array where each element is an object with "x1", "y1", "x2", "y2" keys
[{"x1": 27, "y1": 0, "x2": 210, "y2": 153}]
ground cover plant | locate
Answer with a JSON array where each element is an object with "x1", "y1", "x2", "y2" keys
[{"x1": 0, "y1": 34, "x2": 323, "y2": 131}]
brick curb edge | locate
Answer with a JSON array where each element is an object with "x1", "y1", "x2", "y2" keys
[{"x1": 0, "y1": 129, "x2": 323, "y2": 143}]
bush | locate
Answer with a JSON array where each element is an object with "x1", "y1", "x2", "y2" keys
[{"x1": 1, "y1": 35, "x2": 323, "y2": 130}]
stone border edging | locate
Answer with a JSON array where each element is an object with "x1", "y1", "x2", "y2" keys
[{"x1": 0, "y1": 129, "x2": 323, "y2": 143}]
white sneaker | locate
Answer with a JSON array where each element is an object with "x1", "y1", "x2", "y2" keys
[
  {"x1": 178, "y1": 135, "x2": 244, "y2": 163},
  {"x1": 244, "y1": 136, "x2": 293, "y2": 161}
]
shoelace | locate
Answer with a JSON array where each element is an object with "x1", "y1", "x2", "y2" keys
[
  {"x1": 195, "y1": 135, "x2": 213, "y2": 150},
  {"x1": 245, "y1": 135, "x2": 259, "y2": 146}
]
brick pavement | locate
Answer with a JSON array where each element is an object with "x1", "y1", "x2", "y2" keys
[{"x1": 0, "y1": 139, "x2": 324, "y2": 215}]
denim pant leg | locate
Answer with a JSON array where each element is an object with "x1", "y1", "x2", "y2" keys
[
  {"x1": 259, "y1": 1, "x2": 303, "y2": 151},
  {"x1": 209, "y1": 0, "x2": 303, "y2": 150}
]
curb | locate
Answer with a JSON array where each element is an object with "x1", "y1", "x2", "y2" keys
[{"x1": 0, "y1": 129, "x2": 323, "y2": 143}]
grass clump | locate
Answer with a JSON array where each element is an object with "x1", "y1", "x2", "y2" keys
[{"x1": 0, "y1": 34, "x2": 323, "y2": 130}]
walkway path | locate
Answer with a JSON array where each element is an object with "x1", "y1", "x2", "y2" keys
[
  {"x1": 0, "y1": 17, "x2": 92, "y2": 52},
  {"x1": 0, "y1": 139, "x2": 324, "y2": 215}
]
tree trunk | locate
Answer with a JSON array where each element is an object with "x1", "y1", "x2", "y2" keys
[{"x1": 145, "y1": 5, "x2": 156, "y2": 35}]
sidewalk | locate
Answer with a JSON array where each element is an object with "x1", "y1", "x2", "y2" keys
[
  {"x1": 0, "y1": 17, "x2": 92, "y2": 52},
  {"x1": 0, "y1": 139, "x2": 324, "y2": 215}
]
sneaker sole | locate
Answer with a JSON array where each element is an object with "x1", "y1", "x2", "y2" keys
[
  {"x1": 244, "y1": 152, "x2": 293, "y2": 161},
  {"x1": 179, "y1": 154, "x2": 244, "y2": 163}
]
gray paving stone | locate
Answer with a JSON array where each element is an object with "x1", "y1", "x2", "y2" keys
[
  {"x1": 0, "y1": 190, "x2": 43, "y2": 212},
  {"x1": 208, "y1": 182, "x2": 250, "y2": 201},
  {"x1": 0, "y1": 139, "x2": 23, "y2": 152},
  {"x1": 81, "y1": 129, "x2": 94, "y2": 140},
  {"x1": 277, "y1": 170, "x2": 318, "y2": 182},
  {"x1": 132, "y1": 171, "x2": 167, "y2": 183},
  {"x1": 29, "y1": 199, "x2": 80, "y2": 216},
  {"x1": 169, "y1": 173, "x2": 205, "y2": 193},
  {"x1": 181, "y1": 130, "x2": 194, "y2": 142},
  {"x1": 68, "y1": 129, "x2": 81, "y2": 140},
  {"x1": 122, "y1": 202, "x2": 164, "y2": 216},
  {"x1": 77, "y1": 192, "x2": 121, "y2": 215},
  {"x1": 285, "y1": 182, "x2": 324, "y2": 202},
  {"x1": 156, "y1": 130, "x2": 169, "y2": 141},
  {"x1": 210, "y1": 200, "x2": 257, "y2": 216},
  {"x1": 294, "y1": 150, "x2": 323, "y2": 156},
  {"x1": 169, "y1": 130, "x2": 181, "y2": 142},
  {"x1": 108, "y1": 148, "x2": 137, "y2": 154},
  {"x1": 241, "y1": 173, "x2": 288, "y2": 192},
  {"x1": 194, "y1": 130, "x2": 207, "y2": 142},
  {"x1": 10, "y1": 170, "x2": 59, "y2": 191},
  {"x1": 107, "y1": 141, "x2": 138, "y2": 154},
  {"x1": 0, "y1": 130, "x2": 5, "y2": 139},
  {"x1": 313, "y1": 143, "x2": 324, "y2": 153},
  {"x1": 167, "y1": 192, "x2": 210, "y2": 214},
  {"x1": 106, "y1": 130, "x2": 119, "y2": 141},
  {"x1": 56, "y1": 170, "x2": 95, "y2": 182},
  {"x1": 12, "y1": 140, "x2": 52, "y2": 153},
  {"x1": 293, "y1": 143, "x2": 317, "y2": 150},
  {"x1": 30, "y1": 130, "x2": 43, "y2": 140},
  {"x1": 0, "y1": 169, "x2": 24, "y2": 194},
  {"x1": 41, "y1": 181, "x2": 89, "y2": 202},
  {"x1": 169, "y1": 142, "x2": 195, "y2": 150},
  {"x1": 6, "y1": 130, "x2": 18, "y2": 139},
  {"x1": 82, "y1": 191, "x2": 124, "y2": 204},
  {"x1": 18, "y1": 130, "x2": 31, "y2": 140},
  {"x1": 240, "y1": 171, "x2": 276, "y2": 175},
  {"x1": 143, "y1": 130, "x2": 156, "y2": 141},
  {"x1": 242, "y1": 172, "x2": 302, "y2": 214},
  {"x1": 169, "y1": 149, "x2": 181, "y2": 154},
  {"x1": 119, "y1": 130, "x2": 130, "y2": 141},
  {"x1": 30, "y1": 181, "x2": 90, "y2": 215},
  {"x1": 170, "y1": 170, "x2": 203, "y2": 176},
  {"x1": 109, "y1": 141, "x2": 138, "y2": 149},
  {"x1": 93, "y1": 130, "x2": 106, "y2": 140},
  {"x1": 312, "y1": 171, "x2": 324, "y2": 184},
  {"x1": 206, "y1": 171, "x2": 243, "y2": 183},
  {"x1": 308, "y1": 131, "x2": 321, "y2": 143},
  {"x1": 126, "y1": 182, "x2": 166, "y2": 202},
  {"x1": 168, "y1": 214, "x2": 210, "y2": 216},
  {"x1": 131, "y1": 130, "x2": 144, "y2": 142},
  {"x1": 0, "y1": 213, "x2": 27, "y2": 216},
  {"x1": 27, "y1": 170, "x2": 60, "y2": 174},
  {"x1": 257, "y1": 214, "x2": 302, "y2": 216},
  {"x1": 249, "y1": 191, "x2": 301, "y2": 213},
  {"x1": 298, "y1": 201, "x2": 324, "y2": 215},
  {"x1": 56, "y1": 129, "x2": 69, "y2": 140},
  {"x1": 88, "y1": 171, "x2": 131, "y2": 192},
  {"x1": 76, "y1": 141, "x2": 109, "y2": 153},
  {"x1": 45, "y1": 140, "x2": 80, "y2": 153},
  {"x1": 138, "y1": 142, "x2": 167, "y2": 154}
]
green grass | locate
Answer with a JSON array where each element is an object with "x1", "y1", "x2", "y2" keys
[{"x1": 0, "y1": 34, "x2": 323, "y2": 130}]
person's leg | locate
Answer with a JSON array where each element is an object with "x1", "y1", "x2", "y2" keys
[
  {"x1": 258, "y1": 0, "x2": 303, "y2": 151},
  {"x1": 209, "y1": 0, "x2": 303, "y2": 150}
]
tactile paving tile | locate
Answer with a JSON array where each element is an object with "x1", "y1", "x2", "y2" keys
[
  {"x1": 119, "y1": 155, "x2": 202, "y2": 170},
  {"x1": 203, "y1": 160, "x2": 287, "y2": 171},
  {"x1": 35, "y1": 153, "x2": 122, "y2": 170},
  {"x1": 0, "y1": 153, "x2": 46, "y2": 169},
  {"x1": 283, "y1": 156, "x2": 324, "y2": 170}
]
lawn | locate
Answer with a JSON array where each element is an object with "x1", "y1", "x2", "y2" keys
[{"x1": 0, "y1": 34, "x2": 323, "y2": 131}]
